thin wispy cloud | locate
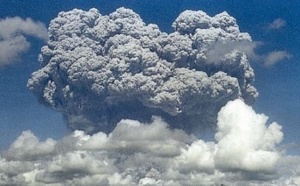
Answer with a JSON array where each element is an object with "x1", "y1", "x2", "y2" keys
[
  {"x1": 264, "y1": 51, "x2": 292, "y2": 67},
  {"x1": 0, "y1": 17, "x2": 48, "y2": 67},
  {"x1": 268, "y1": 18, "x2": 286, "y2": 30},
  {"x1": 254, "y1": 18, "x2": 292, "y2": 66},
  {"x1": 240, "y1": 42, "x2": 293, "y2": 67}
]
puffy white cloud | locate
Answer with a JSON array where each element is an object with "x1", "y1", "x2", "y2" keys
[
  {"x1": 28, "y1": 8, "x2": 258, "y2": 134},
  {"x1": 215, "y1": 99, "x2": 283, "y2": 173},
  {"x1": 172, "y1": 140, "x2": 216, "y2": 173},
  {"x1": 0, "y1": 99, "x2": 294, "y2": 185},
  {"x1": 0, "y1": 17, "x2": 48, "y2": 66},
  {"x1": 3, "y1": 130, "x2": 56, "y2": 161}
]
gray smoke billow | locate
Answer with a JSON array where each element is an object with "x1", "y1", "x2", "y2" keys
[{"x1": 28, "y1": 8, "x2": 258, "y2": 133}]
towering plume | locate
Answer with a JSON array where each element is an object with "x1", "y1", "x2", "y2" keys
[{"x1": 28, "y1": 8, "x2": 258, "y2": 133}]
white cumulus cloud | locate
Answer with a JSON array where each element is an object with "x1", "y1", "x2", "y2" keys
[
  {"x1": 1, "y1": 99, "x2": 296, "y2": 185},
  {"x1": 0, "y1": 17, "x2": 48, "y2": 67}
]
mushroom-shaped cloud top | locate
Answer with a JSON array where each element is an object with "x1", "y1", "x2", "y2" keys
[{"x1": 28, "y1": 8, "x2": 258, "y2": 133}]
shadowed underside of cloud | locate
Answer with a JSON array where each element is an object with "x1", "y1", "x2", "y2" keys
[
  {"x1": 27, "y1": 8, "x2": 258, "y2": 134},
  {"x1": 0, "y1": 17, "x2": 48, "y2": 67},
  {"x1": 1, "y1": 99, "x2": 297, "y2": 185}
]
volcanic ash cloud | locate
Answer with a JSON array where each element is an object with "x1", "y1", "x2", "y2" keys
[{"x1": 27, "y1": 8, "x2": 258, "y2": 133}]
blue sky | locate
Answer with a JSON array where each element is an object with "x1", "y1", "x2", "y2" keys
[{"x1": 0, "y1": 1, "x2": 300, "y2": 184}]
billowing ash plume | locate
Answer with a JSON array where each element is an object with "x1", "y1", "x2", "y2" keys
[{"x1": 27, "y1": 8, "x2": 258, "y2": 133}]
